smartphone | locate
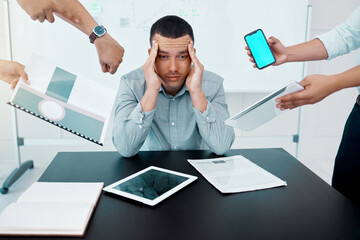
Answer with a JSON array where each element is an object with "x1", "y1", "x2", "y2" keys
[{"x1": 244, "y1": 29, "x2": 275, "y2": 69}]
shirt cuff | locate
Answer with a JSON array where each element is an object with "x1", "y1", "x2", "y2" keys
[
  {"x1": 127, "y1": 103, "x2": 155, "y2": 127},
  {"x1": 193, "y1": 101, "x2": 217, "y2": 124},
  {"x1": 316, "y1": 31, "x2": 343, "y2": 60}
]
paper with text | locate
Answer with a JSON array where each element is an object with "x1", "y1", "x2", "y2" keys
[{"x1": 188, "y1": 155, "x2": 286, "y2": 193}]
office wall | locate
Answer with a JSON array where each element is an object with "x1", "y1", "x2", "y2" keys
[{"x1": 0, "y1": 0, "x2": 359, "y2": 184}]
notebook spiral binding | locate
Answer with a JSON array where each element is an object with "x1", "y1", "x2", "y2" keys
[{"x1": 7, "y1": 102, "x2": 103, "y2": 146}]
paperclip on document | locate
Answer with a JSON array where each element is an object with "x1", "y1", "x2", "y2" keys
[{"x1": 225, "y1": 82, "x2": 304, "y2": 131}]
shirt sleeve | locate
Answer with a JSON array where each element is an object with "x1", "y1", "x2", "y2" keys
[
  {"x1": 112, "y1": 75, "x2": 155, "y2": 157},
  {"x1": 193, "y1": 84, "x2": 235, "y2": 155},
  {"x1": 317, "y1": 7, "x2": 360, "y2": 60}
]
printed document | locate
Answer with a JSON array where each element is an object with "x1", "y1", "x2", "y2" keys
[
  {"x1": 8, "y1": 53, "x2": 117, "y2": 145},
  {"x1": 188, "y1": 155, "x2": 286, "y2": 193}
]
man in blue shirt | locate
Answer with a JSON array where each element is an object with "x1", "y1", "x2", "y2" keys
[
  {"x1": 246, "y1": 7, "x2": 360, "y2": 205},
  {"x1": 113, "y1": 15, "x2": 235, "y2": 158}
]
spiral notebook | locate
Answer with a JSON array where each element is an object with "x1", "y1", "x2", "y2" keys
[{"x1": 7, "y1": 54, "x2": 117, "y2": 145}]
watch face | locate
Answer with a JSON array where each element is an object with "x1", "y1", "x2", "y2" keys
[{"x1": 94, "y1": 25, "x2": 106, "y2": 37}]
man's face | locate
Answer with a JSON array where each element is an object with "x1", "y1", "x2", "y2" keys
[{"x1": 150, "y1": 34, "x2": 192, "y2": 94}]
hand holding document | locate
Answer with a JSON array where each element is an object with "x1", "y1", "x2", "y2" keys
[
  {"x1": 225, "y1": 82, "x2": 304, "y2": 131},
  {"x1": 7, "y1": 53, "x2": 117, "y2": 145},
  {"x1": 188, "y1": 155, "x2": 286, "y2": 193}
]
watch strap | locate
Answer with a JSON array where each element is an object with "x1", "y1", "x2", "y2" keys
[{"x1": 89, "y1": 32, "x2": 97, "y2": 44}]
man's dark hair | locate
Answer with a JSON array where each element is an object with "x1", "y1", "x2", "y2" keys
[{"x1": 150, "y1": 15, "x2": 194, "y2": 46}]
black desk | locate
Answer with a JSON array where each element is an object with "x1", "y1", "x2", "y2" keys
[{"x1": 9, "y1": 149, "x2": 360, "y2": 239}]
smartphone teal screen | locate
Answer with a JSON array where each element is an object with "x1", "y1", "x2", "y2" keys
[{"x1": 245, "y1": 29, "x2": 275, "y2": 69}]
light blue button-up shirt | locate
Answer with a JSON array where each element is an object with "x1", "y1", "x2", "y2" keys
[
  {"x1": 112, "y1": 67, "x2": 235, "y2": 157},
  {"x1": 317, "y1": 6, "x2": 360, "y2": 93}
]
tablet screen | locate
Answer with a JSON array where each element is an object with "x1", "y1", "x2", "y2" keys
[
  {"x1": 112, "y1": 169, "x2": 188, "y2": 200},
  {"x1": 103, "y1": 166, "x2": 197, "y2": 206}
]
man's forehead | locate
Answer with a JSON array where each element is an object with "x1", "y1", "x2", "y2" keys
[{"x1": 153, "y1": 34, "x2": 191, "y2": 50}]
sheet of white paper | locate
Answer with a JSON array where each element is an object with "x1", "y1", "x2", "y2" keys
[
  {"x1": 0, "y1": 202, "x2": 92, "y2": 235},
  {"x1": 17, "y1": 182, "x2": 104, "y2": 204},
  {"x1": 188, "y1": 155, "x2": 286, "y2": 193}
]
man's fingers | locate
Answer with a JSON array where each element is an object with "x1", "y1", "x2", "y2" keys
[
  {"x1": 277, "y1": 90, "x2": 307, "y2": 105},
  {"x1": 30, "y1": 13, "x2": 38, "y2": 21},
  {"x1": 188, "y1": 41, "x2": 201, "y2": 68},
  {"x1": 101, "y1": 64, "x2": 108, "y2": 73},
  {"x1": 45, "y1": 10, "x2": 55, "y2": 23},
  {"x1": 37, "y1": 13, "x2": 46, "y2": 22},
  {"x1": 268, "y1": 36, "x2": 278, "y2": 45},
  {"x1": 150, "y1": 41, "x2": 158, "y2": 57},
  {"x1": 108, "y1": 64, "x2": 118, "y2": 74},
  {"x1": 16, "y1": 66, "x2": 29, "y2": 84},
  {"x1": 245, "y1": 45, "x2": 249, "y2": 50},
  {"x1": 249, "y1": 57, "x2": 254, "y2": 63},
  {"x1": 278, "y1": 99, "x2": 307, "y2": 110},
  {"x1": 10, "y1": 81, "x2": 17, "y2": 90},
  {"x1": 145, "y1": 41, "x2": 158, "y2": 67}
]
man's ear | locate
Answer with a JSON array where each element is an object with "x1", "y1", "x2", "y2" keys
[{"x1": 148, "y1": 48, "x2": 151, "y2": 56}]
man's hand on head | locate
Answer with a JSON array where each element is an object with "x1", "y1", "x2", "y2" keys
[
  {"x1": 142, "y1": 41, "x2": 161, "y2": 92},
  {"x1": 186, "y1": 41, "x2": 207, "y2": 112},
  {"x1": 185, "y1": 41, "x2": 204, "y2": 94}
]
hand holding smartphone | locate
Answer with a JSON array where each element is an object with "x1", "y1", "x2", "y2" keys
[{"x1": 245, "y1": 29, "x2": 275, "y2": 69}]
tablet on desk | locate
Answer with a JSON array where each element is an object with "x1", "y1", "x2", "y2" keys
[
  {"x1": 103, "y1": 166, "x2": 197, "y2": 206},
  {"x1": 225, "y1": 82, "x2": 304, "y2": 131}
]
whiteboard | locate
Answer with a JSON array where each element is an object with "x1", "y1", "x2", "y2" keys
[{"x1": 9, "y1": 0, "x2": 309, "y2": 92}]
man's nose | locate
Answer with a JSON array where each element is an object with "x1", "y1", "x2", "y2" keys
[{"x1": 169, "y1": 58, "x2": 177, "y2": 72}]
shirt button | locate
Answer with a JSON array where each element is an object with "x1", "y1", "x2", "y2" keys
[
  {"x1": 171, "y1": 122, "x2": 175, "y2": 126},
  {"x1": 206, "y1": 117, "x2": 209, "y2": 120},
  {"x1": 139, "y1": 125, "x2": 143, "y2": 129},
  {"x1": 173, "y1": 146, "x2": 177, "y2": 149},
  {"x1": 172, "y1": 98, "x2": 175, "y2": 101}
]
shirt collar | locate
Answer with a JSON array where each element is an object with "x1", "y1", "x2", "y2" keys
[{"x1": 159, "y1": 84, "x2": 189, "y2": 98}]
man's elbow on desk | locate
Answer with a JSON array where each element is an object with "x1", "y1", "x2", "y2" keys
[{"x1": 112, "y1": 137, "x2": 139, "y2": 158}]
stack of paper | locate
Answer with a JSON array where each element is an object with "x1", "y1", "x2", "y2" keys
[
  {"x1": 0, "y1": 182, "x2": 103, "y2": 237},
  {"x1": 188, "y1": 155, "x2": 286, "y2": 193}
]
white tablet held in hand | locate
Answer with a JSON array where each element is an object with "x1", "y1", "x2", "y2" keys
[
  {"x1": 225, "y1": 82, "x2": 304, "y2": 131},
  {"x1": 103, "y1": 166, "x2": 197, "y2": 206}
]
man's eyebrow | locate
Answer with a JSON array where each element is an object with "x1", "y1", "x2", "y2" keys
[
  {"x1": 158, "y1": 50, "x2": 169, "y2": 54},
  {"x1": 158, "y1": 50, "x2": 189, "y2": 54},
  {"x1": 177, "y1": 50, "x2": 189, "y2": 54}
]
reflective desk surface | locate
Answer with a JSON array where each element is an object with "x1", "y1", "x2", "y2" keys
[{"x1": 8, "y1": 148, "x2": 360, "y2": 240}]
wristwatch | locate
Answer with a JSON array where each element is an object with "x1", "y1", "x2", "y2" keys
[{"x1": 89, "y1": 25, "x2": 107, "y2": 44}]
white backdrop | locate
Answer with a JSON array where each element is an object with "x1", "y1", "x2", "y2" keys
[{"x1": 9, "y1": 0, "x2": 309, "y2": 93}]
